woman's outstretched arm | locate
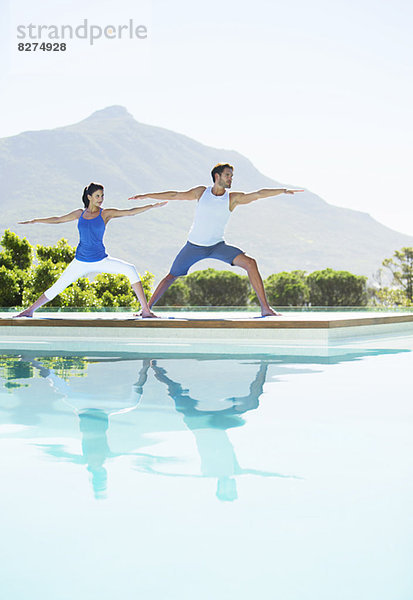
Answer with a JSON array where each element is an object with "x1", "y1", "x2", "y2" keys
[
  {"x1": 103, "y1": 201, "x2": 168, "y2": 222},
  {"x1": 19, "y1": 209, "x2": 83, "y2": 225}
]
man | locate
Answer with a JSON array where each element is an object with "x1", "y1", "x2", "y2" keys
[{"x1": 130, "y1": 163, "x2": 303, "y2": 316}]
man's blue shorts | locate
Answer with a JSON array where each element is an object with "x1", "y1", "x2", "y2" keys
[{"x1": 170, "y1": 241, "x2": 245, "y2": 277}]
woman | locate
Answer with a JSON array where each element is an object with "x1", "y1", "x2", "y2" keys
[{"x1": 16, "y1": 182, "x2": 166, "y2": 317}]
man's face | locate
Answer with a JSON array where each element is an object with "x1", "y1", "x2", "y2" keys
[{"x1": 217, "y1": 168, "x2": 233, "y2": 188}]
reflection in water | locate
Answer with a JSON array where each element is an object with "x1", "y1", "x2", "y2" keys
[
  {"x1": 29, "y1": 358, "x2": 152, "y2": 500},
  {"x1": 0, "y1": 346, "x2": 409, "y2": 501},
  {"x1": 150, "y1": 360, "x2": 293, "y2": 501},
  {"x1": 79, "y1": 410, "x2": 109, "y2": 499}
]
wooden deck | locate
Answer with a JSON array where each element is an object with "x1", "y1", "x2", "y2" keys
[
  {"x1": 1, "y1": 312, "x2": 413, "y2": 355},
  {"x1": 1, "y1": 311, "x2": 413, "y2": 329}
]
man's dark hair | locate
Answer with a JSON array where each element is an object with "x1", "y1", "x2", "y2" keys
[{"x1": 211, "y1": 163, "x2": 234, "y2": 182}]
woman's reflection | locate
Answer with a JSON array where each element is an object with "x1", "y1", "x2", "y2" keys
[
  {"x1": 2, "y1": 354, "x2": 302, "y2": 502},
  {"x1": 25, "y1": 357, "x2": 152, "y2": 500}
]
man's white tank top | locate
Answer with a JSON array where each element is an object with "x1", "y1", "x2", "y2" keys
[{"x1": 187, "y1": 186, "x2": 230, "y2": 246}]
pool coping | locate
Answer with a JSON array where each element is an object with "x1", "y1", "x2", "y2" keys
[
  {"x1": 1, "y1": 312, "x2": 413, "y2": 329},
  {"x1": 1, "y1": 312, "x2": 413, "y2": 354}
]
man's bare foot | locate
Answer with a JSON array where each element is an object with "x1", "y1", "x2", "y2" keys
[
  {"x1": 140, "y1": 310, "x2": 159, "y2": 318},
  {"x1": 261, "y1": 307, "x2": 282, "y2": 317},
  {"x1": 14, "y1": 309, "x2": 34, "y2": 318}
]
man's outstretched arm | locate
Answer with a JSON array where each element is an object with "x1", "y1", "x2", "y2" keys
[
  {"x1": 230, "y1": 188, "x2": 304, "y2": 210},
  {"x1": 129, "y1": 186, "x2": 206, "y2": 202}
]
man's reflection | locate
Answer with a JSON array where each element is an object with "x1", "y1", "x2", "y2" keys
[
  {"x1": 11, "y1": 348, "x2": 402, "y2": 502},
  {"x1": 1, "y1": 352, "x2": 319, "y2": 501},
  {"x1": 150, "y1": 360, "x2": 296, "y2": 502}
]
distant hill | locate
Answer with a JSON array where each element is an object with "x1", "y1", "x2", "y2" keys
[{"x1": 1, "y1": 105, "x2": 412, "y2": 282}]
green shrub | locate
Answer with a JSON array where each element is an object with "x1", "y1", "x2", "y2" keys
[
  {"x1": 0, "y1": 230, "x2": 155, "y2": 308},
  {"x1": 307, "y1": 268, "x2": 367, "y2": 306},
  {"x1": 382, "y1": 247, "x2": 413, "y2": 302},
  {"x1": 22, "y1": 259, "x2": 67, "y2": 306},
  {"x1": 59, "y1": 284, "x2": 103, "y2": 308},
  {"x1": 185, "y1": 268, "x2": 250, "y2": 306},
  {"x1": 0, "y1": 266, "x2": 24, "y2": 306},
  {"x1": 157, "y1": 279, "x2": 190, "y2": 306},
  {"x1": 36, "y1": 239, "x2": 75, "y2": 265},
  {"x1": 263, "y1": 271, "x2": 309, "y2": 306},
  {"x1": 0, "y1": 229, "x2": 32, "y2": 270}
]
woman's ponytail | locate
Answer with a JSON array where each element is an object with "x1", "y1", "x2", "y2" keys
[{"x1": 82, "y1": 183, "x2": 103, "y2": 208}]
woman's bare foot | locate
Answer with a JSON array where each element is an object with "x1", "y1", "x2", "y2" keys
[
  {"x1": 13, "y1": 294, "x2": 48, "y2": 318},
  {"x1": 14, "y1": 308, "x2": 34, "y2": 318}
]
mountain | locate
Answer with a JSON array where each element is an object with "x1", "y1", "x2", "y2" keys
[{"x1": 1, "y1": 105, "x2": 412, "y2": 282}]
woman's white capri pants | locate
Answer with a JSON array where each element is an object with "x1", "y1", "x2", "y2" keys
[{"x1": 44, "y1": 256, "x2": 140, "y2": 301}]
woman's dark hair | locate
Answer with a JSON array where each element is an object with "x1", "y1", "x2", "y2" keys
[{"x1": 82, "y1": 183, "x2": 104, "y2": 208}]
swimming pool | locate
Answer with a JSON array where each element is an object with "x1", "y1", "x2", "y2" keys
[{"x1": 1, "y1": 339, "x2": 412, "y2": 600}]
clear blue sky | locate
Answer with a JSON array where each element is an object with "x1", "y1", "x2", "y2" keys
[{"x1": 1, "y1": 0, "x2": 412, "y2": 235}]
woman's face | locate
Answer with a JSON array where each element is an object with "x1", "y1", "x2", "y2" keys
[{"x1": 88, "y1": 188, "x2": 104, "y2": 208}]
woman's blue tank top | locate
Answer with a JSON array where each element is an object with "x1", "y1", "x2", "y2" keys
[{"x1": 75, "y1": 209, "x2": 108, "y2": 262}]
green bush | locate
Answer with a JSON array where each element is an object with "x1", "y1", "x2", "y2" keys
[
  {"x1": 0, "y1": 252, "x2": 13, "y2": 270},
  {"x1": 0, "y1": 229, "x2": 32, "y2": 270},
  {"x1": 157, "y1": 279, "x2": 190, "y2": 306},
  {"x1": 141, "y1": 271, "x2": 154, "y2": 297},
  {"x1": 91, "y1": 271, "x2": 153, "y2": 308},
  {"x1": 22, "y1": 259, "x2": 67, "y2": 306},
  {"x1": 382, "y1": 247, "x2": 413, "y2": 302},
  {"x1": 59, "y1": 284, "x2": 103, "y2": 308},
  {"x1": 185, "y1": 268, "x2": 251, "y2": 306},
  {"x1": 36, "y1": 239, "x2": 75, "y2": 265},
  {"x1": 263, "y1": 271, "x2": 309, "y2": 306},
  {"x1": 92, "y1": 273, "x2": 136, "y2": 306},
  {"x1": 373, "y1": 287, "x2": 413, "y2": 307},
  {"x1": 0, "y1": 266, "x2": 24, "y2": 306},
  {"x1": 0, "y1": 230, "x2": 155, "y2": 308},
  {"x1": 307, "y1": 268, "x2": 367, "y2": 306}
]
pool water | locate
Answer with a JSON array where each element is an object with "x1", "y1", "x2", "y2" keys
[{"x1": 0, "y1": 340, "x2": 412, "y2": 600}]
